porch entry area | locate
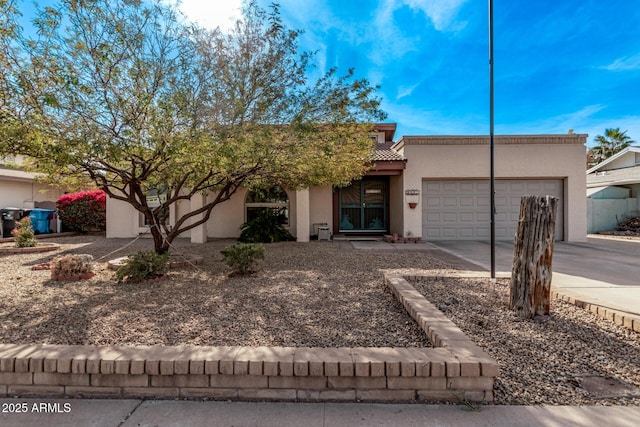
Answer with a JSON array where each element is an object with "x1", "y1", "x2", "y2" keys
[{"x1": 335, "y1": 178, "x2": 388, "y2": 233}]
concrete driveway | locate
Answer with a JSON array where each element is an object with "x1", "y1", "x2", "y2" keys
[{"x1": 430, "y1": 237, "x2": 640, "y2": 317}]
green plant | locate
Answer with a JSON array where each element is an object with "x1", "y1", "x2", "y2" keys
[
  {"x1": 12, "y1": 217, "x2": 37, "y2": 248},
  {"x1": 221, "y1": 243, "x2": 265, "y2": 276},
  {"x1": 239, "y1": 209, "x2": 294, "y2": 243},
  {"x1": 115, "y1": 250, "x2": 169, "y2": 283}
]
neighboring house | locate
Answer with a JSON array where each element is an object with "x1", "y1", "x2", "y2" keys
[
  {"x1": 0, "y1": 155, "x2": 68, "y2": 236},
  {"x1": 106, "y1": 126, "x2": 588, "y2": 242},
  {"x1": 586, "y1": 147, "x2": 640, "y2": 233},
  {"x1": 0, "y1": 155, "x2": 66, "y2": 210}
]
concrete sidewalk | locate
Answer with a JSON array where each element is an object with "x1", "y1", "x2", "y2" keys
[{"x1": 2, "y1": 399, "x2": 640, "y2": 427}]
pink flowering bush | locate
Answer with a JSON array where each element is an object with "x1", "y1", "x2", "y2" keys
[{"x1": 56, "y1": 190, "x2": 106, "y2": 232}]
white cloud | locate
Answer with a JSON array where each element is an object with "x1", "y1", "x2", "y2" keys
[
  {"x1": 403, "y1": 0, "x2": 469, "y2": 32},
  {"x1": 396, "y1": 82, "x2": 421, "y2": 100},
  {"x1": 170, "y1": 0, "x2": 243, "y2": 31},
  {"x1": 602, "y1": 54, "x2": 640, "y2": 71},
  {"x1": 495, "y1": 105, "x2": 606, "y2": 136},
  {"x1": 366, "y1": 0, "x2": 468, "y2": 66}
]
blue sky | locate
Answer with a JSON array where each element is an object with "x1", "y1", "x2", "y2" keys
[
  {"x1": 175, "y1": 0, "x2": 640, "y2": 146},
  {"x1": 20, "y1": 0, "x2": 640, "y2": 146}
]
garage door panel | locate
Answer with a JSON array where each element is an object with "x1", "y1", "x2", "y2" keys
[
  {"x1": 495, "y1": 196, "x2": 508, "y2": 207},
  {"x1": 425, "y1": 213, "x2": 441, "y2": 222},
  {"x1": 423, "y1": 179, "x2": 563, "y2": 241},
  {"x1": 476, "y1": 212, "x2": 490, "y2": 222},
  {"x1": 459, "y1": 228, "x2": 474, "y2": 238},
  {"x1": 442, "y1": 228, "x2": 458, "y2": 238},
  {"x1": 525, "y1": 182, "x2": 543, "y2": 191},
  {"x1": 443, "y1": 213, "x2": 457, "y2": 222},
  {"x1": 477, "y1": 182, "x2": 490, "y2": 192},
  {"x1": 459, "y1": 197, "x2": 474, "y2": 207},
  {"x1": 425, "y1": 183, "x2": 442, "y2": 193},
  {"x1": 509, "y1": 182, "x2": 525, "y2": 191},
  {"x1": 495, "y1": 182, "x2": 508, "y2": 191},
  {"x1": 476, "y1": 228, "x2": 490, "y2": 239},
  {"x1": 459, "y1": 182, "x2": 474, "y2": 192},
  {"x1": 459, "y1": 212, "x2": 474, "y2": 222},
  {"x1": 425, "y1": 197, "x2": 441, "y2": 207}
]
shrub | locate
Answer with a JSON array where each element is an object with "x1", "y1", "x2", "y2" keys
[
  {"x1": 12, "y1": 217, "x2": 37, "y2": 248},
  {"x1": 56, "y1": 190, "x2": 106, "y2": 232},
  {"x1": 221, "y1": 243, "x2": 265, "y2": 276},
  {"x1": 239, "y1": 209, "x2": 294, "y2": 243},
  {"x1": 115, "y1": 250, "x2": 169, "y2": 283},
  {"x1": 50, "y1": 254, "x2": 94, "y2": 281}
]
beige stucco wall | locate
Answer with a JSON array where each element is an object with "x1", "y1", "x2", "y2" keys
[
  {"x1": 203, "y1": 186, "x2": 330, "y2": 241},
  {"x1": 0, "y1": 179, "x2": 65, "y2": 209},
  {"x1": 309, "y1": 186, "x2": 333, "y2": 234},
  {"x1": 107, "y1": 185, "x2": 324, "y2": 240},
  {"x1": 203, "y1": 189, "x2": 248, "y2": 239},
  {"x1": 106, "y1": 196, "x2": 139, "y2": 238},
  {"x1": 393, "y1": 135, "x2": 587, "y2": 242}
]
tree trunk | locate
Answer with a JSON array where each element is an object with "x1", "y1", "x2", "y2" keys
[{"x1": 509, "y1": 195, "x2": 559, "y2": 319}]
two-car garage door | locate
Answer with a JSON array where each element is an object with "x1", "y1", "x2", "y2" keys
[{"x1": 422, "y1": 180, "x2": 564, "y2": 241}]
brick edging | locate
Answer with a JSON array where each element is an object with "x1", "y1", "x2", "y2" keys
[
  {"x1": 552, "y1": 291, "x2": 640, "y2": 333},
  {"x1": 0, "y1": 243, "x2": 61, "y2": 254},
  {"x1": 0, "y1": 273, "x2": 500, "y2": 403}
]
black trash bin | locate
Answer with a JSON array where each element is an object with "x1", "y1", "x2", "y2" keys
[{"x1": 1, "y1": 208, "x2": 29, "y2": 238}]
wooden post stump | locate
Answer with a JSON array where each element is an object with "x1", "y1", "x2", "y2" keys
[{"x1": 509, "y1": 195, "x2": 559, "y2": 319}]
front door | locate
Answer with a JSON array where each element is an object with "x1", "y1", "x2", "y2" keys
[{"x1": 338, "y1": 179, "x2": 386, "y2": 232}]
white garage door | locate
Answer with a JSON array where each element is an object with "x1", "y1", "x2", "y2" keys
[{"x1": 422, "y1": 180, "x2": 564, "y2": 241}]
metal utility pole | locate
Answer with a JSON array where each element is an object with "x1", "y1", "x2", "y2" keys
[{"x1": 489, "y1": 0, "x2": 496, "y2": 282}]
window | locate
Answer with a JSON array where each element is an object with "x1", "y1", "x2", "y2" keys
[
  {"x1": 245, "y1": 186, "x2": 289, "y2": 225},
  {"x1": 139, "y1": 189, "x2": 169, "y2": 228}
]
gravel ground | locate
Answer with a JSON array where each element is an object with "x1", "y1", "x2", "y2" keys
[
  {"x1": 1, "y1": 235, "x2": 638, "y2": 405},
  {"x1": 0, "y1": 235, "x2": 441, "y2": 348},
  {"x1": 412, "y1": 277, "x2": 640, "y2": 406}
]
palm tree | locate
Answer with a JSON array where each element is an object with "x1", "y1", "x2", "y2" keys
[{"x1": 588, "y1": 128, "x2": 635, "y2": 167}]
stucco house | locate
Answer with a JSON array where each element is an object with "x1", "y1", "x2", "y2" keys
[
  {"x1": 0, "y1": 156, "x2": 66, "y2": 210},
  {"x1": 0, "y1": 156, "x2": 68, "y2": 236},
  {"x1": 106, "y1": 125, "x2": 587, "y2": 243},
  {"x1": 586, "y1": 147, "x2": 640, "y2": 233}
]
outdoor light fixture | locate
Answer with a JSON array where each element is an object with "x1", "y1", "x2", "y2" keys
[{"x1": 405, "y1": 189, "x2": 420, "y2": 209}]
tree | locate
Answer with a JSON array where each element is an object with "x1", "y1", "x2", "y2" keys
[
  {"x1": 587, "y1": 128, "x2": 635, "y2": 168},
  {"x1": 0, "y1": 0, "x2": 386, "y2": 253},
  {"x1": 510, "y1": 195, "x2": 558, "y2": 319}
]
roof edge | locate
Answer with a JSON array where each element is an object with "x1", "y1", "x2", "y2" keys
[
  {"x1": 586, "y1": 146, "x2": 640, "y2": 174},
  {"x1": 393, "y1": 134, "x2": 588, "y2": 150}
]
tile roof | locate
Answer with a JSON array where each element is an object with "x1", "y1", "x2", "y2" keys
[{"x1": 374, "y1": 142, "x2": 405, "y2": 162}]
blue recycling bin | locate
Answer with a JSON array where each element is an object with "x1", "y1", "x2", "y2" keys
[{"x1": 28, "y1": 209, "x2": 55, "y2": 234}]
